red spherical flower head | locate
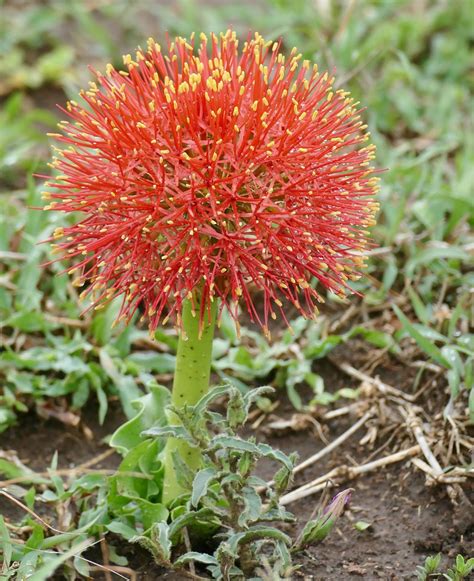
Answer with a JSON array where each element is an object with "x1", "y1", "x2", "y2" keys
[{"x1": 44, "y1": 30, "x2": 379, "y2": 337}]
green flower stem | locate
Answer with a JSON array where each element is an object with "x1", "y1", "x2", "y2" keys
[{"x1": 162, "y1": 294, "x2": 217, "y2": 505}]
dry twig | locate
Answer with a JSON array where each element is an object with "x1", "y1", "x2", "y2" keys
[
  {"x1": 280, "y1": 445, "x2": 420, "y2": 505},
  {"x1": 336, "y1": 361, "x2": 417, "y2": 402},
  {"x1": 267, "y1": 410, "x2": 374, "y2": 490}
]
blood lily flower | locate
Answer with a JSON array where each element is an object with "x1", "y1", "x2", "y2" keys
[
  {"x1": 44, "y1": 30, "x2": 379, "y2": 337},
  {"x1": 43, "y1": 31, "x2": 379, "y2": 504}
]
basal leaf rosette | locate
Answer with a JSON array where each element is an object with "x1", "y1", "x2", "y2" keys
[{"x1": 44, "y1": 30, "x2": 379, "y2": 336}]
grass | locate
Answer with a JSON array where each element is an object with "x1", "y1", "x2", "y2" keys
[{"x1": 0, "y1": 0, "x2": 472, "y2": 578}]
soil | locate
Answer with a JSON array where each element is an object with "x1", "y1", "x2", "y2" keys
[{"x1": 1, "y1": 357, "x2": 472, "y2": 580}]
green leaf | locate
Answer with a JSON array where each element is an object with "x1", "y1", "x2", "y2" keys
[
  {"x1": 109, "y1": 383, "x2": 170, "y2": 455},
  {"x1": 405, "y1": 246, "x2": 469, "y2": 278},
  {"x1": 441, "y1": 346, "x2": 464, "y2": 376},
  {"x1": 228, "y1": 525, "x2": 292, "y2": 552},
  {"x1": 134, "y1": 524, "x2": 171, "y2": 565},
  {"x1": 256, "y1": 443, "x2": 294, "y2": 472},
  {"x1": 27, "y1": 538, "x2": 92, "y2": 581},
  {"x1": 354, "y1": 520, "x2": 372, "y2": 532},
  {"x1": 15, "y1": 551, "x2": 41, "y2": 580},
  {"x1": 273, "y1": 456, "x2": 296, "y2": 495},
  {"x1": 218, "y1": 309, "x2": 238, "y2": 343},
  {"x1": 168, "y1": 508, "x2": 215, "y2": 542},
  {"x1": 243, "y1": 385, "x2": 274, "y2": 409},
  {"x1": 237, "y1": 451, "x2": 255, "y2": 478},
  {"x1": 191, "y1": 468, "x2": 217, "y2": 507},
  {"x1": 239, "y1": 486, "x2": 262, "y2": 525},
  {"x1": 442, "y1": 346, "x2": 465, "y2": 399},
  {"x1": 142, "y1": 425, "x2": 196, "y2": 446},
  {"x1": 24, "y1": 486, "x2": 36, "y2": 509},
  {"x1": 210, "y1": 435, "x2": 260, "y2": 454},
  {"x1": 171, "y1": 449, "x2": 195, "y2": 490},
  {"x1": 3, "y1": 310, "x2": 54, "y2": 332},
  {"x1": 0, "y1": 515, "x2": 12, "y2": 570},
  {"x1": 417, "y1": 553, "x2": 442, "y2": 579},
  {"x1": 261, "y1": 505, "x2": 296, "y2": 524},
  {"x1": 393, "y1": 305, "x2": 451, "y2": 368},
  {"x1": 299, "y1": 515, "x2": 335, "y2": 545},
  {"x1": 469, "y1": 388, "x2": 474, "y2": 424},
  {"x1": 347, "y1": 326, "x2": 397, "y2": 350},
  {"x1": 127, "y1": 352, "x2": 176, "y2": 374},
  {"x1": 108, "y1": 439, "x2": 164, "y2": 512},
  {"x1": 286, "y1": 382, "x2": 303, "y2": 410},
  {"x1": 411, "y1": 324, "x2": 447, "y2": 342},
  {"x1": 304, "y1": 335, "x2": 342, "y2": 359},
  {"x1": 0, "y1": 457, "x2": 46, "y2": 485},
  {"x1": 73, "y1": 554, "x2": 90, "y2": 578},
  {"x1": 95, "y1": 381, "x2": 108, "y2": 425},
  {"x1": 135, "y1": 499, "x2": 168, "y2": 531},
  {"x1": 99, "y1": 348, "x2": 142, "y2": 419},
  {"x1": 25, "y1": 524, "x2": 44, "y2": 550},
  {"x1": 106, "y1": 521, "x2": 138, "y2": 541},
  {"x1": 175, "y1": 551, "x2": 219, "y2": 567},
  {"x1": 407, "y1": 286, "x2": 430, "y2": 325},
  {"x1": 226, "y1": 389, "x2": 247, "y2": 427},
  {"x1": 90, "y1": 297, "x2": 124, "y2": 346},
  {"x1": 192, "y1": 383, "x2": 235, "y2": 417}
]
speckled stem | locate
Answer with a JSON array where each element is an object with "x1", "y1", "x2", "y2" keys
[{"x1": 162, "y1": 294, "x2": 217, "y2": 505}]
